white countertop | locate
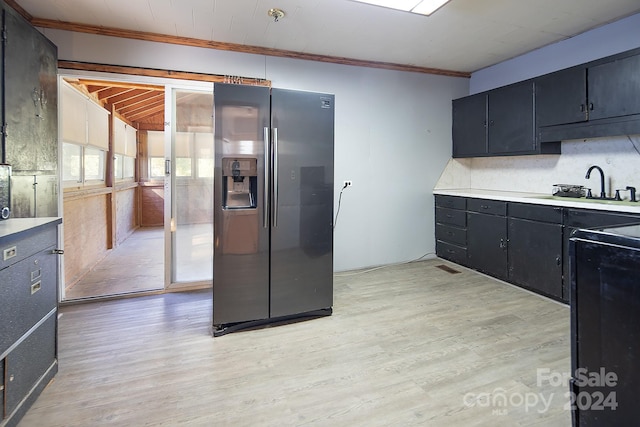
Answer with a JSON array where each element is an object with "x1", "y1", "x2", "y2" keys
[
  {"x1": 0, "y1": 217, "x2": 62, "y2": 241},
  {"x1": 433, "y1": 188, "x2": 640, "y2": 214}
]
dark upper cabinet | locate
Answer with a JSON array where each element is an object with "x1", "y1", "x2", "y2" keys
[
  {"x1": 452, "y1": 93, "x2": 486, "y2": 157},
  {"x1": 589, "y1": 53, "x2": 640, "y2": 120},
  {"x1": 537, "y1": 48, "x2": 640, "y2": 142},
  {"x1": 536, "y1": 67, "x2": 588, "y2": 127},
  {"x1": 453, "y1": 81, "x2": 560, "y2": 158},
  {"x1": 487, "y1": 81, "x2": 535, "y2": 154},
  {"x1": 0, "y1": 4, "x2": 58, "y2": 218}
]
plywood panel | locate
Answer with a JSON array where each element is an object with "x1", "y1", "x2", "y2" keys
[
  {"x1": 63, "y1": 193, "x2": 109, "y2": 286},
  {"x1": 116, "y1": 186, "x2": 138, "y2": 245},
  {"x1": 140, "y1": 186, "x2": 164, "y2": 226}
]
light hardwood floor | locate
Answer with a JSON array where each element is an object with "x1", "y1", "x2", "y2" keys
[{"x1": 21, "y1": 259, "x2": 571, "y2": 426}]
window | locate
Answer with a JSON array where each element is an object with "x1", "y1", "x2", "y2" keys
[
  {"x1": 175, "y1": 158, "x2": 192, "y2": 177},
  {"x1": 147, "y1": 130, "x2": 165, "y2": 180},
  {"x1": 149, "y1": 158, "x2": 165, "y2": 179},
  {"x1": 84, "y1": 147, "x2": 106, "y2": 182},
  {"x1": 63, "y1": 143, "x2": 82, "y2": 183},
  {"x1": 61, "y1": 79, "x2": 110, "y2": 188},
  {"x1": 113, "y1": 117, "x2": 137, "y2": 181}
]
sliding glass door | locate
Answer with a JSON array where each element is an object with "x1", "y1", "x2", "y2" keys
[{"x1": 165, "y1": 85, "x2": 214, "y2": 288}]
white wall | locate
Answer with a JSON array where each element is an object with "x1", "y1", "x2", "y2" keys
[
  {"x1": 470, "y1": 12, "x2": 640, "y2": 94},
  {"x1": 41, "y1": 29, "x2": 469, "y2": 272}
]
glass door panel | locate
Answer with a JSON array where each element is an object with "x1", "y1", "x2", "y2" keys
[{"x1": 168, "y1": 88, "x2": 214, "y2": 285}]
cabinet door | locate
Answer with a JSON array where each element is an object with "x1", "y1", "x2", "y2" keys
[
  {"x1": 536, "y1": 67, "x2": 588, "y2": 127},
  {"x1": 452, "y1": 93, "x2": 487, "y2": 158},
  {"x1": 589, "y1": 54, "x2": 640, "y2": 120},
  {"x1": 487, "y1": 81, "x2": 535, "y2": 154},
  {"x1": 4, "y1": 10, "x2": 58, "y2": 173},
  {"x1": 467, "y1": 212, "x2": 507, "y2": 280},
  {"x1": 508, "y1": 218, "x2": 562, "y2": 299}
]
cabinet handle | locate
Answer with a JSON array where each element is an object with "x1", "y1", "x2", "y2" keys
[
  {"x1": 31, "y1": 281, "x2": 42, "y2": 295},
  {"x1": 51, "y1": 249, "x2": 64, "y2": 255},
  {"x1": 580, "y1": 104, "x2": 585, "y2": 112},
  {"x1": 589, "y1": 102, "x2": 594, "y2": 111},
  {"x1": 556, "y1": 256, "x2": 561, "y2": 266},
  {"x1": 499, "y1": 238, "x2": 508, "y2": 249},
  {"x1": 446, "y1": 231, "x2": 454, "y2": 236},
  {"x1": 489, "y1": 120, "x2": 495, "y2": 126},
  {"x1": 446, "y1": 214, "x2": 452, "y2": 218},
  {"x1": 480, "y1": 205, "x2": 490, "y2": 209},
  {"x1": 447, "y1": 249, "x2": 456, "y2": 254},
  {"x1": 3, "y1": 245, "x2": 17, "y2": 261}
]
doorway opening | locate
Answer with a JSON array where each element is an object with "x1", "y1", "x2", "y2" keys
[{"x1": 59, "y1": 74, "x2": 214, "y2": 301}]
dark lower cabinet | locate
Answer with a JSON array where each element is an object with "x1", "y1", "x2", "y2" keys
[
  {"x1": 435, "y1": 195, "x2": 640, "y2": 303},
  {"x1": 434, "y1": 195, "x2": 468, "y2": 264},
  {"x1": 467, "y1": 211, "x2": 508, "y2": 280},
  {"x1": 507, "y1": 203, "x2": 563, "y2": 299},
  {"x1": 1, "y1": 218, "x2": 61, "y2": 427},
  {"x1": 508, "y1": 218, "x2": 563, "y2": 299}
]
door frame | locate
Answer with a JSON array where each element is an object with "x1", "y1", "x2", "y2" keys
[{"x1": 57, "y1": 68, "x2": 213, "y2": 299}]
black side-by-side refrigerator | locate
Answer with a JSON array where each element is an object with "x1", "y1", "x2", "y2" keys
[{"x1": 212, "y1": 83, "x2": 334, "y2": 336}]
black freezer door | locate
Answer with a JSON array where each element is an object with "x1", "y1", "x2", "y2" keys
[
  {"x1": 213, "y1": 84, "x2": 270, "y2": 325},
  {"x1": 269, "y1": 89, "x2": 334, "y2": 318}
]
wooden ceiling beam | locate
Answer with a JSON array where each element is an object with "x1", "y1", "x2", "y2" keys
[
  {"x1": 104, "y1": 88, "x2": 150, "y2": 105},
  {"x1": 78, "y1": 79, "x2": 164, "y2": 91},
  {"x1": 117, "y1": 94, "x2": 164, "y2": 114},
  {"x1": 113, "y1": 91, "x2": 163, "y2": 110},
  {"x1": 35, "y1": 18, "x2": 471, "y2": 78},
  {"x1": 94, "y1": 87, "x2": 132, "y2": 101},
  {"x1": 127, "y1": 102, "x2": 165, "y2": 121}
]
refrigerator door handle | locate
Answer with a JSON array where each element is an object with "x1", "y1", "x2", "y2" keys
[
  {"x1": 263, "y1": 126, "x2": 269, "y2": 228},
  {"x1": 273, "y1": 127, "x2": 279, "y2": 227}
]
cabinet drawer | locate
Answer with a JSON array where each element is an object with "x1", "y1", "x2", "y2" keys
[
  {"x1": 467, "y1": 198, "x2": 507, "y2": 216},
  {"x1": 509, "y1": 203, "x2": 562, "y2": 223},
  {"x1": 436, "y1": 224, "x2": 467, "y2": 247},
  {"x1": 5, "y1": 312, "x2": 56, "y2": 417},
  {"x1": 436, "y1": 207, "x2": 466, "y2": 227},
  {"x1": 0, "y1": 247, "x2": 57, "y2": 356},
  {"x1": 435, "y1": 195, "x2": 466, "y2": 210},
  {"x1": 436, "y1": 240, "x2": 467, "y2": 265},
  {"x1": 0, "y1": 227, "x2": 56, "y2": 271}
]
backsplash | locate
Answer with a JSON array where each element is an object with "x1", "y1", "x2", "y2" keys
[{"x1": 435, "y1": 134, "x2": 640, "y2": 197}]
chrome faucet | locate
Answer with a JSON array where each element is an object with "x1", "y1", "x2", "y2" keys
[{"x1": 585, "y1": 165, "x2": 606, "y2": 199}]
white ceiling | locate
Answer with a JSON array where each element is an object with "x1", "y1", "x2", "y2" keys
[{"x1": 14, "y1": 0, "x2": 640, "y2": 74}]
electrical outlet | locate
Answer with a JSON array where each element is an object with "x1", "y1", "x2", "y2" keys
[{"x1": 343, "y1": 180, "x2": 352, "y2": 187}]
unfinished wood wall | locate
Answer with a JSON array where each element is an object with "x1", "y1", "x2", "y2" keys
[
  {"x1": 63, "y1": 193, "x2": 110, "y2": 286},
  {"x1": 116, "y1": 186, "x2": 138, "y2": 245},
  {"x1": 140, "y1": 185, "x2": 164, "y2": 226}
]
